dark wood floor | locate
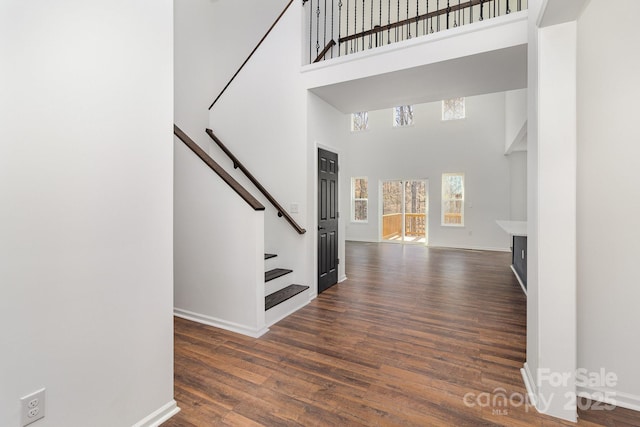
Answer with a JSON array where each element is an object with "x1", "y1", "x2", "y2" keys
[{"x1": 164, "y1": 242, "x2": 640, "y2": 426}]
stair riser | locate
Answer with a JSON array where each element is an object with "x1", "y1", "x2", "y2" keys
[
  {"x1": 265, "y1": 289, "x2": 310, "y2": 327},
  {"x1": 265, "y1": 274, "x2": 296, "y2": 295}
]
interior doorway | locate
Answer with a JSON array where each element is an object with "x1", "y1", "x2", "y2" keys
[
  {"x1": 317, "y1": 148, "x2": 339, "y2": 293},
  {"x1": 381, "y1": 179, "x2": 428, "y2": 244}
]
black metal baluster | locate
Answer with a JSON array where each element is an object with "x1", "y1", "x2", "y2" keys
[
  {"x1": 331, "y1": 0, "x2": 335, "y2": 58},
  {"x1": 361, "y1": 0, "x2": 365, "y2": 51},
  {"x1": 518, "y1": 0, "x2": 521, "y2": 11},
  {"x1": 388, "y1": 0, "x2": 391, "y2": 43},
  {"x1": 316, "y1": 2, "x2": 321, "y2": 56},
  {"x1": 309, "y1": 0, "x2": 313, "y2": 63},
  {"x1": 498, "y1": 0, "x2": 500, "y2": 16},
  {"x1": 338, "y1": 0, "x2": 342, "y2": 56},
  {"x1": 429, "y1": 0, "x2": 434, "y2": 33},
  {"x1": 506, "y1": 0, "x2": 510, "y2": 14},
  {"x1": 369, "y1": 0, "x2": 373, "y2": 48},
  {"x1": 416, "y1": 0, "x2": 419, "y2": 37},
  {"x1": 493, "y1": 0, "x2": 496, "y2": 18},
  {"x1": 437, "y1": 0, "x2": 440, "y2": 31},
  {"x1": 378, "y1": 0, "x2": 382, "y2": 46},
  {"x1": 345, "y1": 0, "x2": 349, "y2": 54},
  {"x1": 480, "y1": 0, "x2": 484, "y2": 21},
  {"x1": 446, "y1": 0, "x2": 450, "y2": 29},
  {"x1": 396, "y1": 0, "x2": 400, "y2": 42},
  {"x1": 353, "y1": 0, "x2": 357, "y2": 52},
  {"x1": 324, "y1": 0, "x2": 327, "y2": 54},
  {"x1": 407, "y1": 0, "x2": 411, "y2": 38},
  {"x1": 470, "y1": 0, "x2": 473, "y2": 23}
]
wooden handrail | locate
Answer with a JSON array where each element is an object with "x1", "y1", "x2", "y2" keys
[
  {"x1": 173, "y1": 125, "x2": 265, "y2": 211},
  {"x1": 206, "y1": 129, "x2": 306, "y2": 235},
  {"x1": 208, "y1": 0, "x2": 294, "y2": 110},
  {"x1": 313, "y1": 39, "x2": 336, "y2": 63},
  {"x1": 339, "y1": 0, "x2": 485, "y2": 44}
]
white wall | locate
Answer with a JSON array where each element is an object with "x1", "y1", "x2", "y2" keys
[
  {"x1": 577, "y1": 0, "x2": 640, "y2": 410},
  {"x1": 208, "y1": 4, "x2": 313, "y2": 291},
  {"x1": 508, "y1": 152, "x2": 527, "y2": 221},
  {"x1": 344, "y1": 93, "x2": 511, "y2": 251},
  {"x1": 535, "y1": 20, "x2": 578, "y2": 421},
  {"x1": 173, "y1": 140, "x2": 265, "y2": 337},
  {"x1": 173, "y1": 0, "x2": 289, "y2": 334},
  {"x1": 174, "y1": 0, "x2": 289, "y2": 150},
  {"x1": 307, "y1": 92, "x2": 349, "y2": 290},
  {"x1": 0, "y1": 1, "x2": 176, "y2": 426},
  {"x1": 505, "y1": 88, "x2": 528, "y2": 153}
]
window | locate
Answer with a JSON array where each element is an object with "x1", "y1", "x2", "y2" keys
[
  {"x1": 351, "y1": 177, "x2": 368, "y2": 222},
  {"x1": 441, "y1": 173, "x2": 464, "y2": 226},
  {"x1": 442, "y1": 97, "x2": 465, "y2": 121},
  {"x1": 393, "y1": 105, "x2": 414, "y2": 127},
  {"x1": 351, "y1": 111, "x2": 369, "y2": 132}
]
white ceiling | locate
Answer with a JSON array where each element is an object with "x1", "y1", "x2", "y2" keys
[{"x1": 309, "y1": 44, "x2": 527, "y2": 113}]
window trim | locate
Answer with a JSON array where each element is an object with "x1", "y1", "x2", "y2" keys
[
  {"x1": 441, "y1": 173, "x2": 465, "y2": 227},
  {"x1": 351, "y1": 176, "x2": 368, "y2": 223}
]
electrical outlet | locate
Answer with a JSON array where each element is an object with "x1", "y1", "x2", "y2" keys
[{"x1": 21, "y1": 388, "x2": 45, "y2": 426}]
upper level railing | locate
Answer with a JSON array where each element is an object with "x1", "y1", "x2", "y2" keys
[
  {"x1": 206, "y1": 129, "x2": 307, "y2": 235},
  {"x1": 174, "y1": 125, "x2": 265, "y2": 211},
  {"x1": 305, "y1": 0, "x2": 528, "y2": 64}
]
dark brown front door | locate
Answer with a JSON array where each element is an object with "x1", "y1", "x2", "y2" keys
[{"x1": 318, "y1": 148, "x2": 338, "y2": 293}]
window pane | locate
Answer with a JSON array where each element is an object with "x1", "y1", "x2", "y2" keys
[
  {"x1": 352, "y1": 111, "x2": 369, "y2": 131},
  {"x1": 442, "y1": 173, "x2": 464, "y2": 226},
  {"x1": 394, "y1": 105, "x2": 414, "y2": 127},
  {"x1": 354, "y1": 200, "x2": 367, "y2": 221},
  {"x1": 442, "y1": 97, "x2": 465, "y2": 121},
  {"x1": 382, "y1": 181, "x2": 403, "y2": 215},
  {"x1": 354, "y1": 178, "x2": 368, "y2": 199}
]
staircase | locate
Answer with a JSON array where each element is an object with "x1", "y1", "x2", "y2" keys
[{"x1": 264, "y1": 253, "x2": 309, "y2": 326}]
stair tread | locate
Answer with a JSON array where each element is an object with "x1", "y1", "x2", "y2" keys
[
  {"x1": 264, "y1": 253, "x2": 277, "y2": 260},
  {"x1": 265, "y1": 268, "x2": 292, "y2": 282},
  {"x1": 265, "y1": 284, "x2": 309, "y2": 311}
]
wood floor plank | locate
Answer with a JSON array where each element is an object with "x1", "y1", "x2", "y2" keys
[{"x1": 163, "y1": 242, "x2": 640, "y2": 426}]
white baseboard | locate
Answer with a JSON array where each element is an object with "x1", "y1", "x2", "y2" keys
[
  {"x1": 577, "y1": 385, "x2": 640, "y2": 412},
  {"x1": 174, "y1": 308, "x2": 268, "y2": 338},
  {"x1": 521, "y1": 363, "x2": 539, "y2": 409},
  {"x1": 429, "y1": 244, "x2": 511, "y2": 252},
  {"x1": 132, "y1": 400, "x2": 180, "y2": 427},
  {"x1": 338, "y1": 274, "x2": 348, "y2": 283},
  {"x1": 510, "y1": 264, "x2": 528, "y2": 296}
]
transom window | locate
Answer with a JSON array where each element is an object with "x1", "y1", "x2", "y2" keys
[
  {"x1": 393, "y1": 105, "x2": 414, "y2": 127},
  {"x1": 442, "y1": 97, "x2": 465, "y2": 121},
  {"x1": 351, "y1": 111, "x2": 369, "y2": 132}
]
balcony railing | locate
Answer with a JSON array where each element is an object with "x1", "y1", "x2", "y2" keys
[
  {"x1": 305, "y1": 0, "x2": 528, "y2": 64},
  {"x1": 382, "y1": 212, "x2": 426, "y2": 239}
]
